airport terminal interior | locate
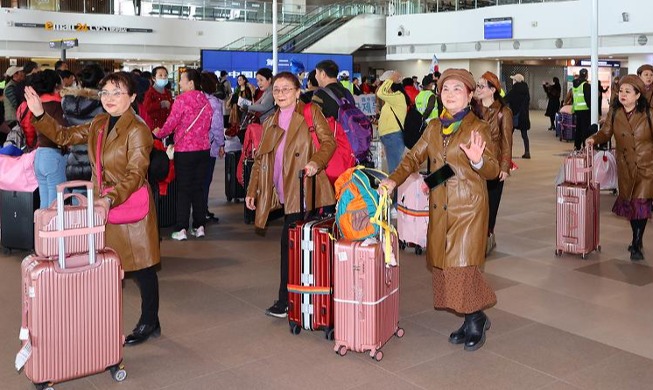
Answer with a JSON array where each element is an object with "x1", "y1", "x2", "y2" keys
[
  {"x1": 2, "y1": 0, "x2": 653, "y2": 388},
  {"x1": 2, "y1": 115, "x2": 653, "y2": 389}
]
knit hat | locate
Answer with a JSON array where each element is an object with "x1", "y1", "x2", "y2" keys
[
  {"x1": 510, "y1": 73, "x2": 524, "y2": 83},
  {"x1": 637, "y1": 64, "x2": 653, "y2": 75},
  {"x1": 481, "y1": 71, "x2": 501, "y2": 91},
  {"x1": 619, "y1": 74, "x2": 646, "y2": 94},
  {"x1": 437, "y1": 69, "x2": 476, "y2": 92}
]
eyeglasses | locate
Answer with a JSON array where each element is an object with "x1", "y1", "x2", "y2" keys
[
  {"x1": 272, "y1": 87, "x2": 297, "y2": 95},
  {"x1": 98, "y1": 90, "x2": 129, "y2": 98}
]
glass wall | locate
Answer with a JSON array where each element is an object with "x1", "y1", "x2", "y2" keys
[{"x1": 392, "y1": 0, "x2": 577, "y2": 15}]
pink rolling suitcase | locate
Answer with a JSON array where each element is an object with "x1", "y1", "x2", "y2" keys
[
  {"x1": 564, "y1": 148, "x2": 592, "y2": 184},
  {"x1": 16, "y1": 182, "x2": 126, "y2": 389},
  {"x1": 34, "y1": 181, "x2": 107, "y2": 258},
  {"x1": 396, "y1": 172, "x2": 429, "y2": 254},
  {"x1": 555, "y1": 149, "x2": 601, "y2": 259},
  {"x1": 333, "y1": 202, "x2": 404, "y2": 363}
]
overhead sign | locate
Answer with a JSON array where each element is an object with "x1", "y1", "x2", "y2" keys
[
  {"x1": 14, "y1": 21, "x2": 153, "y2": 33},
  {"x1": 49, "y1": 38, "x2": 78, "y2": 49},
  {"x1": 484, "y1": 17, "x2": 513, "y2": 40}
]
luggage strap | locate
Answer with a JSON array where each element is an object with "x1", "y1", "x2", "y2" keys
[{"x1": 287, "y1": 284, "x2": 332, "y2": 295}]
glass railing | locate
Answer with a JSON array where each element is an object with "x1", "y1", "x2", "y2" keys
[
  {"x1": 283, "y1": 15, "x2": 355, "y2": 53},
  {"x1": 234, "y1": 2, "x2": 379, "y2": 51},
  {"x1": 391, "y1": 0, "x2": 577, "y2": 15}
]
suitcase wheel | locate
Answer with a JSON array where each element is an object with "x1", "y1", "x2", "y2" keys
[
  {"x1": 399, "y1": 240, "x2": 407, "y2": 250},
  {"x1": 35, "y1": 383, "x2": 54, "y2": 390},
  {"x1": 415, "y1": 246, "x2": 423, "y2": 255},
  {"x1": 555, "y1": 249, "x2": 563, "y2": 257},
  {"x1": 597, "y1": 245, "x2": 601, "y2": 252},
  {"x1": 290, "y1": 324, "x2": 301, "y2": 335},
  {"x1": 324, "y1": 328, "x2": 334, "y2": 340},
  {"x1": 336, "y1": 345, "x2": 348, "y2": 357},
  {"x1": 227, "y1": 195, "x2": 233, "y2": 202},
  {"x1": 395, "y1": 327, "x2": 405, "y2": 338},
  {"x1": 372, "y1": 350, "x2": 384, "y2": 362},
  {"x1": 109, "y1": 364, "x2": 128, "y2": 382}
]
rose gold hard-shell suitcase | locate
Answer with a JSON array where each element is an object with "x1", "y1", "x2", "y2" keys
[
  {"x1": 16, "y1": 183, "x2": 126, "y2": 389},
  {"x1": 34, "y1": 181, "x2": 107, "y2": 258},
  {"x1": 333, "y1": 239, "x2": 404, "y2": 361},
  {"x1": 556, "y1": 149, "x2": 600, "y2": 259}
]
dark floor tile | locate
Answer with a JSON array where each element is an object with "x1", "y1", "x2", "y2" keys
[{"x1": 575, "y1": 258, "x2": 653, "y2": 286}]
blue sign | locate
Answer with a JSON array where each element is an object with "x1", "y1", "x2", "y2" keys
[
  {"x1": 201, "y1": 49, "x2": 353, "y2": 88},
  {"x1": 484, "y1": 17, "x2": 513, "y2": 40}
]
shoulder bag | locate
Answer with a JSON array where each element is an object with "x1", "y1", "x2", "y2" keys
[{"x1": 166, "y1": 104, "x2": 208, "y2": 160}]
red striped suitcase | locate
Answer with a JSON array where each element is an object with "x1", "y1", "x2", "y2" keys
[
  {"x1": 333, "y1": 239, "x2": 404, "y2": 361},
  {"x1": 287, "y1": 170, "x2": 336, "y2": 339},
  {"x1": 15, "y1": 183, "x2": 126, "y2": 389},
  {"x1": 34, "y1": 181, "x2": 107, "y2": 258},
  {"x1": 556, "y1": 148, "x2": 600, "y2": 259}
]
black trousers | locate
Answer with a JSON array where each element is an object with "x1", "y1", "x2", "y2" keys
[
  {"x1": 130, "y1": 266, "x2": 159, "y2": 326},
  {"x1": 574, "y1": 110, "x2": 591, "y2": 150},
  {"x1": 204, "y1": 156, "x2": 217, "y2": 211},
  {"x1": 278, "y1": 212, "x2": 303, "y2": 305},
  {"x1": 515, "y1": 129, "x2": 530, "y2": 154},
  {"x1": 487, "y1": 178, "x2": 504, "y2": 234},
  {"x1": 174, "y1": 150, "x2": 210, "y2": 231}
]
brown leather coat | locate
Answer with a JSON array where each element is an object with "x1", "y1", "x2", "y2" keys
[
  {"x1": 246, "y1": 102, "x2": 336, "y2": 229},
  {"x1": 389, "y1": 112, "x2": 500, "y2": 269},
  {"x1": 35, "y1": 109, "x2": 160, "y2": 272},
  {"x1": 589, "y1": 108, "x2": 653, "y2": 200},
  {"x1": 477, "y1": 100, "x2": 513, "y2": 174}
]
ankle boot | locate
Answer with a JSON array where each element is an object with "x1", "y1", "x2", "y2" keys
[
  {"x1": 464, "y1": 311, "x2": 491, "y2": 352},
  {"x1": 125, "y1": 321, "x2": 161, "y2": 346},
  {"x1": 449, "y1": 320, "x2": 467, "y2": 344},
  {"x1": 629, "y1": 220, "x2": 645, "y2": 261}
]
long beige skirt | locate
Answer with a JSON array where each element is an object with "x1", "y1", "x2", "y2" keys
[{"x1": 432, "y1": 266, "x2": 497, "y2": 314}]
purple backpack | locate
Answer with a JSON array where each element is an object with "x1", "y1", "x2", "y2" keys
[{"x1": 321, "y1": 87, "x2": 372, "y2": 163}]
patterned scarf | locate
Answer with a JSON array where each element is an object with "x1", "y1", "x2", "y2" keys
[{"x1": 440, "y1": 107, "x2": 469, "y2": 136}]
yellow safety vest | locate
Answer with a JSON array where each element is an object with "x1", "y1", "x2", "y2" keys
[
  {"x1": 415, "y1": 90, "x2": 438, "y2": 122},
  {"x1": 572, "y1": 81, "x2": 588, "y2": 112}
]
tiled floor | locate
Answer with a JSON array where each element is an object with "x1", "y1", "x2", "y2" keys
[{"x1": 3, "y1": 112, "x2": 653, "y2": 389}]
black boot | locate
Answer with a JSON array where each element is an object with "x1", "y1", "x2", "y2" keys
[
  {"x1": 629, "y1": 219, "x2": 645, "y2": 261},
  {"x1": 464, "y1": 311, "x2": 491, "y2": 352},
  {"x1": 125, "y1": 321, "x2": 161, "y2": 346},
  {"x1": 448, "y1": 321, "x2": 467, "y2": 344}
]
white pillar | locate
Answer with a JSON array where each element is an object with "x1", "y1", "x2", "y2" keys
[
  {"x1": 590, "y1": 0, "x2": 598, "y2": 124},
  {"x1": 272, "y1": 0, "x2": 278, "y2": 74},
  {"x1": 627, "y1": 54, "x2": 653, "y2": 74}
]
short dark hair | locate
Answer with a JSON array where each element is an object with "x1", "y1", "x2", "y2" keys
[
  {"x1": 58, "y1": 70, "x2": 74, "y2": 79},
  {"x1": 26, "y1": 69, "x2": 60, "y2": 95},
  {"x1": 256, "y1": 67, "x2": 273, "y2": 80},
  {"x1": 152, "y1": 66, "x2": 168, "y2": 78},
  {"x1": 200, "y1": 71, "x2": 219, "y2": 94},
  {"x1": 78, "y1": 63, "x2": 105, "y2": 89},
  {"x1": 54, "y1": 60, "x2": 67, "y2": 70},
  {"x1": 220, "y1": 70, "x2": 228, "y2": 77},
  {"x1": 315, "y1": 60, "x2": 339, "y2": 78},
  {"x1": 23, "y1": 61, "x2": 39, "y2": 75},
  {"x1": 402, "y1": 77, "x2": 413, "y2": 87},
  {"x1": 432, "y1": 71, "x2": 441, "y2": 79},
  {"x1": 307, "y1": 70, "x2": 318, "y2": 88},
  {"x1": 141, "y1": 71, "x2": 152, "y2": 81},
  {"x1": 272, "y1": 71, "x2": 301, "y2": 90},
  {"x1": 99, "y1": 71, "x2": 137, "y2": 96},
  {"x1": 130, "y1": 68, "x2": 142, "y2": 76},
  {"x1": 183, "y1": 68, "x2": 202, "y2": 91}
]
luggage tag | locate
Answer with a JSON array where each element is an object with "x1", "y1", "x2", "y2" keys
[{"x1": 15, "y1": 337, "x2": 32, "y2": 371}]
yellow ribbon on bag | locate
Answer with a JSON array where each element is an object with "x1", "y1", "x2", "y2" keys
[{"x1": 371, "y1": 186, "x2": 398, "y2": 266}]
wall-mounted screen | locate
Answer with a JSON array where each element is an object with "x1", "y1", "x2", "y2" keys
[
  {"x1": 484, "y1": 17, "x2": 513, "y2": 40},
  {"x1": 201, "y1": 50, "x2": 353, "y2": 88}
]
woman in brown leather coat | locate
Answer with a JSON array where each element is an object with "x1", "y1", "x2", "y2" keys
[
  {"x1": 380, "y1": 69, "x2": 500, "y2": 352},
  {"x1": 587, "y1": 75, "x2": 653, "y2": 261},
  {"x1": 245, "y1": 71, "x2": 336, "y2": 318},
  {"x1": 474, "y1": 71, "x2": 513, "y2": 254},
  {"x1": 26, "y1": 72, "x2": 161, "y2": 346}
]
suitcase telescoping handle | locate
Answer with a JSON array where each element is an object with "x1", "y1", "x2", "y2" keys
[
  {"x1": 298, "y1": 169, "x2": 317, "y2": 218},
  {"x1": 55, "y1": 180, "x2": 97, "y2": 269}
]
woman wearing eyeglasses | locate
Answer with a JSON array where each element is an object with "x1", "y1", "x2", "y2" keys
[
  {"x1": 153, "y1": 68, "x2": 212, "y2": 241},
  {"x1": 245, "y1": 71, "x2": 336, "y2": 318},
  {"x1": 25, "y1": 71, "x2": 162, "y2": 346},
  {"x1": 473, "y1": 71, "x2": 513, "y2": 254}
]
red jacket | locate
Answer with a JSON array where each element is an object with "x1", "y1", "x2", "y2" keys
[
  {"x1": 143, "y1": 86, "x2": 173, "y2": 130},
  {"x1": 404, "y1": 85, "x2": 420, "y2": 105},
  {"x1": 18, "y1": 93, "x2": 62, "y2": 149}
]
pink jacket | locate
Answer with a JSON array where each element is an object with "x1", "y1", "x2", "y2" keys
[{"x1": 156, "y1": 90, "x2": 211, "y2": 152}]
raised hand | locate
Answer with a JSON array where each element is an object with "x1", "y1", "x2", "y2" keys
[
  {"x1": 459, "y1": 131, "x2": 486, "y2": 165},
  {"x1": 24, "y1": 86, "x2": 45, "y2": 117}
]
